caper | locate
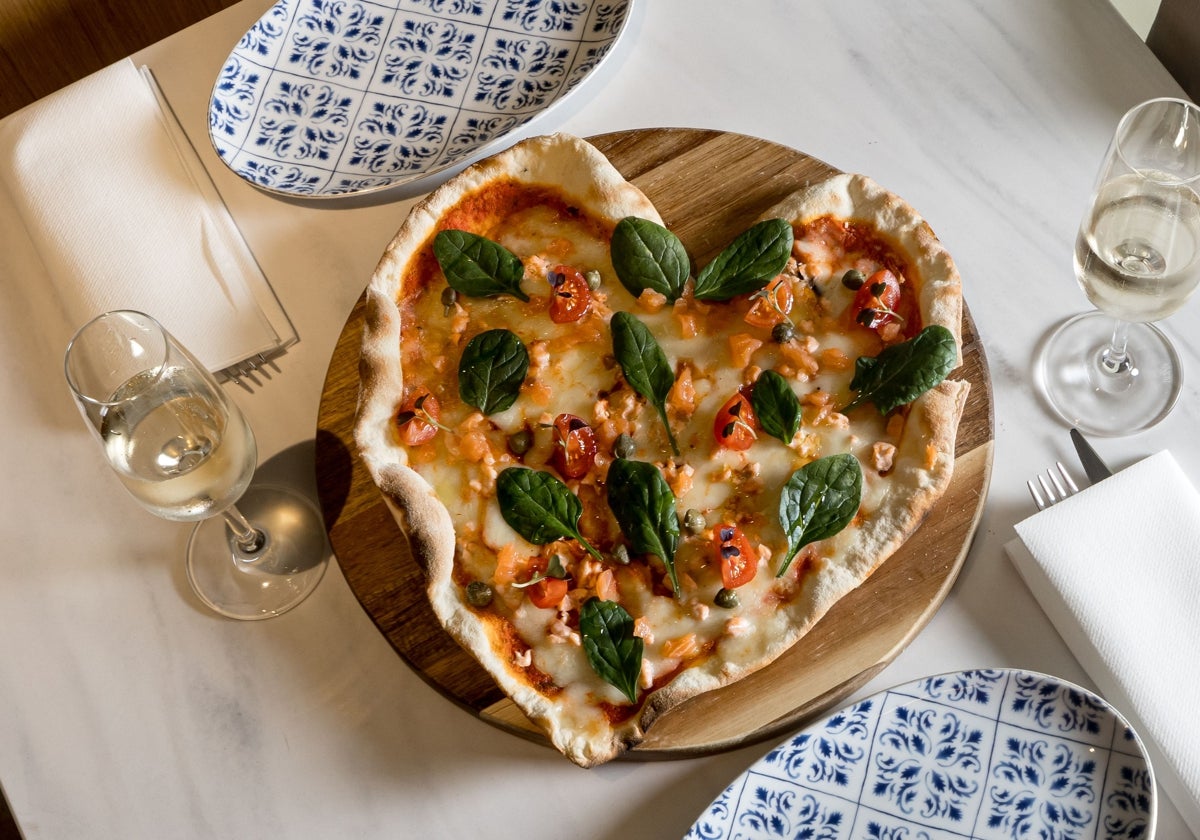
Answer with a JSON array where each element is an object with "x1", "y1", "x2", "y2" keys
[
  {"x1": 841, "y1": 269, "x2": 866, "y2": 290},
  {"x1": 771, "y1": 322, "x2": 796, "y2": 344},
  {"x1": 466, "y1": 580, "x2": 494, "y2": 607},
  {"x1": 585, "y1": 269, "x2": 602, "y2": 290},
  {"x1": 683, "y1": 508, "x2": 707, "y2": 535},
  {"x1": 613, "y1": 433, "x2": 636, "y2": 459},
  {"x1": 611, "y1": 544, "x2": 631, "y2": 565},
  {"x1": 714, "y1": 588, "x2": 739, "y2": 609},
  {"x1": 440, "y1": 286, "x2": 458, "y2": 315},
  {"x1": 507, "y1": 428, "x2": 533, "y2": 456}
]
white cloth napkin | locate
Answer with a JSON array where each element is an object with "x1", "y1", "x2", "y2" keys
[
  {"x1": 1006, "y1": 449, "x2": 1200, "y2": 837},
  {"x1": 0, "y1": 58, "x2": 294, "y2": 373}
]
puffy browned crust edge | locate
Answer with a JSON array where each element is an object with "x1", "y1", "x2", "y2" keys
[{"x1": 354, "y1": 133, "x2": 662, "y2": 768}]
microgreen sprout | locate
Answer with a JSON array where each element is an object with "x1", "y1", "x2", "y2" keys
[
  {"x1": 512, "y1": 555, "x2": 569, "y2": 589},
  {"x1": 749, "y1": 282, "x2": 794, "y2": 326}
]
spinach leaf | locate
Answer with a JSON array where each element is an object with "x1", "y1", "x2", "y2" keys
[
  {"x1": 458, "y1": 329, "x2": 529, "y2": 415},
  {"x1": 433, "y1": 229, "x2": 529, "y2": 302},
  {"x1": 580, "y1": 598, "x2": 643, "y2": 703},
  {"x1": 777, "y1": 454, "x2": 862, "y2": 577},
  {"x1": 496, "y1": 467, "x2": 603, "y2": 561},
  {"x1": 610, "y1": 311, "x2": 680, "y2": 456},
  {"x1": 841, "y1": 325, "x2": 957, "y2": 414},
  {"x1": 751, "y1": 370, "x2": 802, "y2": 444},
  {"x1": 692, "y1": 218, "x2": 793, "y2": 301},
  {"x1": 606, "y1": 458, "x2": 681, "y2": 596},
  {"x1": 610, "y1": 216, "x2": 690, "y2": 302}
]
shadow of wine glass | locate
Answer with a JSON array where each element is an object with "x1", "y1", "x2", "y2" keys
[
  {"x1": 255, "y1": 438, "x2": 323, "y2": 500},
  {"x1": 165, "y1": 437, "x2": 334, "y2": 612}
]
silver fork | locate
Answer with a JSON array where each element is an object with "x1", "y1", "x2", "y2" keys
[
  {"x1": 1027, "y1": 462, "x2": 1081, "y2": 510},
  {"x1": 219, "y1": 352, "x2": 283, "y2": 393}
]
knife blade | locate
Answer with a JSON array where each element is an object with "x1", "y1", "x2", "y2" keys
[{"x1": 1070, "y1": 427, "x2": 1114, "y2": 484}]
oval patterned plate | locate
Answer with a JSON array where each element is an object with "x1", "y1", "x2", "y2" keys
[
  {"x1": 686, "y1": 669, "x2": 1156, "y2": 840},
  {"x1": 208, "y1": 0, "x2": 632, "y2": 198}
]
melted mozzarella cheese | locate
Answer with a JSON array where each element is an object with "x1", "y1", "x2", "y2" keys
[{"x1": 397, "y1": 200, "x2": 922, "y2": 711}]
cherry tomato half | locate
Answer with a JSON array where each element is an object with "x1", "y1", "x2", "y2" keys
[
  {"x1": 551, "y1": 413, "x2": 598, "y2": 479},
  {"x1": 548, "y1": 265, "x2": 592, "y2": 324},
  {"x1": 715, "y1": 524, "x2": 758, "y2": 589},
  {"x1": 528, "y1": 576, "x2": 569, "y2": 609},
  {"x1": 713, "y1": 388, "x2": 758, "y2": 451},
  {"x1": 744, "y1": 277, "x2": 794, "y2": 329},
  {"x1": 395, "y1": 387, "x2": 440, "y2": 446},
  {"x1": 851, "y1": 269, "x2": 902, "y2": 331}
]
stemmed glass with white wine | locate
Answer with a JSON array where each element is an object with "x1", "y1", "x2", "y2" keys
[
  {"x1": 65, "y1": 310, "x2": 327, "y2": 620},
  {"x1": 1040, "y1": 97, "x2": 1200, "y2": 436}
]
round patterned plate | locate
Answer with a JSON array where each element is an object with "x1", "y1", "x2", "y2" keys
[
  {"x1": 685, "y1": 669, "x2": 1156, "y2": 840},
  {"x1": 207, "y1": 0, "x2": 632, "y2": 198}
]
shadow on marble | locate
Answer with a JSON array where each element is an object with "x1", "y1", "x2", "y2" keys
[{"x1": 161, "y1": 438, "x2": 330, "y2": 617}]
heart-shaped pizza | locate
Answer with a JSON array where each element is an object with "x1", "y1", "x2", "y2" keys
[{"x1": 354, "y1": 133, "x2": 967, "y2": 767}]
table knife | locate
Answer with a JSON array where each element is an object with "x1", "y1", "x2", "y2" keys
[{"x1": 1070, "y1": 427, "x2": 1114, "y2": 483}]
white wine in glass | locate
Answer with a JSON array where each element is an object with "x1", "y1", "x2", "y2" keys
[
  {"x1": 65, "y1": 310, "x2": 327, "y2": 620},
  {"x1": 1040, "y1": 97, "x2": 1200, "y2": 436},
  {"x1": 98, "y1": 363, "x2": 257, "y2": 520}
]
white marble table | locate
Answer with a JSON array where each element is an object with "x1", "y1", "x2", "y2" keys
[{"x1": 2, "y1": 0, "x2": 1197, "y2": 837}]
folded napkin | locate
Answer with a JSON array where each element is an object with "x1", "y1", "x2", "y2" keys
[
  {"x1": 1006, "y1": 450, "x2": 1200, "y2": 837},
  {"x1": 0, "y1": 58, "x2": 294, "y2": 373}
]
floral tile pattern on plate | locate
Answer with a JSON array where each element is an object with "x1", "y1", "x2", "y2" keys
[
  {"x1": 684, "y1": 669, "x2": 1155, "y2": 840},
  {"x1": 208, "y1": 0, "x2": 632, "y2": 198}
]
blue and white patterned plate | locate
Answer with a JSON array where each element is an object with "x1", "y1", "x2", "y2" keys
[
  {"x1": 208, "y1": 0, "x2": 632, "y2": 198},
  {"x1": 686, "y1": 669, "x2": 1156, "y2": 840}
]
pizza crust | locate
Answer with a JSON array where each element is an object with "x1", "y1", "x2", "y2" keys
[{"x1": 354, "y1": 140, "x2": 969, "y2": 768}]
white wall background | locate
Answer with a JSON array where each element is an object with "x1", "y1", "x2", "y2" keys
[{"x1": 1111, "y1": 0, "x2": 1161, "y2": 37}]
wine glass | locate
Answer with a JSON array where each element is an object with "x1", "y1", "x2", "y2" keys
[
  {"x1": 1039, "y1": 97, "x2": 1200, "y2": 436},
  {"x1": 64, "y1": 310, "x2": 327, "y2": 620}
]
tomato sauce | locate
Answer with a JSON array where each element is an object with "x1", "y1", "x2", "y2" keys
[
  {"x1": 405, "y1": 179, "x2": 613, "y2": 299},
  {"x1": 794, "y1": 216, "x2": 923, "y2": 338}
]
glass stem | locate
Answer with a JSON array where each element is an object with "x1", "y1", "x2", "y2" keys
[
  {"x1": 1100, "y1": 319, "x2": 1133, "y2": 375},
  {"x1": 223, "y1": 504, "x2": 265, "y2": 554}
]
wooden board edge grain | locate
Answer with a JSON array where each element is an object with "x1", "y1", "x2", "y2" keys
[{"x1": 314, "y1": 127, "x2": 994, "y2": 761}]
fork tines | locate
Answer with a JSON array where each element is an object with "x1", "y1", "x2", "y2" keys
[
  {"x1": 1027, "y1": 462, "x2": 1080, "y2": 510},
  {"x1": 220, "y1": 353, "x2": 282, "y2": 393}
]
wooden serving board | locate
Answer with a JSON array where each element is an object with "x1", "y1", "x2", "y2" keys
[{"x1": 314, "y1": 128, "x2": 994, "y2": 758}]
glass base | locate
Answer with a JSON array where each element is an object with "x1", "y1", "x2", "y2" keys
[
  {"x1": 186, "y1": 484, "x2": 329, "y2": 620},
  {"x1": 1037, "y1": 310, "x2": 1182, "y2": 437}
]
